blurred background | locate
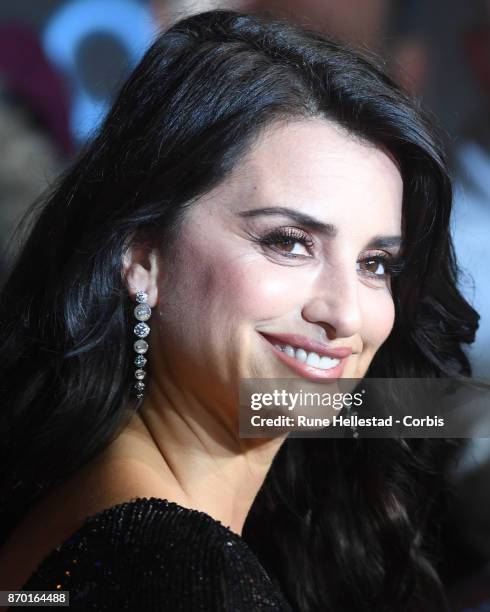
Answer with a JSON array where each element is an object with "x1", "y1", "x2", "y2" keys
[{"x1": 0, "y1": 1, "x2": 489, "y2": 608}]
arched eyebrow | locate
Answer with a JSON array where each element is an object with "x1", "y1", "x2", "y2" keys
[
  {"x1": 237, "y1": 206, "x2": 336, "y2": 235},
  {"x1": 365, "y1": 236, "x2": 402, "y2": 249},
  {"x1": 237, "y1": 206, "x2": 402, "y2": 249}
]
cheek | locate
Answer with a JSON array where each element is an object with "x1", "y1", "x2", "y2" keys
[
  {"x1": 219, "y1": 259, "x2": 305, "y2": 321},
  {"x1": 361, "y1": 288, "x2": 396, "y2": 349},
  {"x1": 162, "y1": 246, "x2": 297, "y2": 336}
]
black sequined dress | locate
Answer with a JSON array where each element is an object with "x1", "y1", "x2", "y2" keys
[{"x1": 19, "y1": 497, "x2": 293, "y2": 611}]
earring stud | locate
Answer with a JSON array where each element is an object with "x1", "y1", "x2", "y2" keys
[{"x1": 133, "y1": 291, "x2": 151, "y2": 399}]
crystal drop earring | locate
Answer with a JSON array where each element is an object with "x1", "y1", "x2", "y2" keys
[
  {"x1": 345, "y1": 403, "x2": 359, "y2": 439},
  {"x1": 133, "y1": 290, "x2": 151, "y2": 399}
]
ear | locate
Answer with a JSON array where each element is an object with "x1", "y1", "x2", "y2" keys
[{"x1": 122, "y1": 241, "x2": 160, "y2": 308}]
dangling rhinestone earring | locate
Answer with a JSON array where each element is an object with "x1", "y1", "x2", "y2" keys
[
  {"x1": 133, "y1": 290, "x2": 151, "y2": 399},
  {"x1": 345, "y1": 403, "x2": 359, "y2": 439}
]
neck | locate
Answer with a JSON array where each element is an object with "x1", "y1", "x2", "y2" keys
[{"x1": 107, "y1": 383, "x2": 285, "y2": 536}]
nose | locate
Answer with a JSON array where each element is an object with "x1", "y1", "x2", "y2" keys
[{"x1": 301, "y1": 261, "x2": 362, "y2": 340}]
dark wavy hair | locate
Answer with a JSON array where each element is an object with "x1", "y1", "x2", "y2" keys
[{"x1": 0, "y1": 10, "x2": 479, "y2": 611}]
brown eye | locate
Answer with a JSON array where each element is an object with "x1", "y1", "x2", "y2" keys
[
  {"x1": 357, "y1": 257, "x2": 386, "y2": 276},
  {"x1": 356, "y1": 252, "x2": 405, "y2": 283},
  {"x1": 366, "y1": 259, "x2": 384, "y2": 274},
  {"x1": 275, "y1": 238, "x2": 303, "y2": 254},
  {"x1": 258, "y1": 228, "x2": 314, "y2": 257}
]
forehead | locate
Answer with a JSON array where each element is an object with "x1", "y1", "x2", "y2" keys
[{"x1": 206, "y1": 118, "x2": 403, "y2": 237}]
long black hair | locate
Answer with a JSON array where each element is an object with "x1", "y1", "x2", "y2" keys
[{"x1": 0, "y1": 10, "x2": 479, "y2": 611}]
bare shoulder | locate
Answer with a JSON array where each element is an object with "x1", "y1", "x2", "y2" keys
[{"x1": 0, "y1": 454, "x2": 171, "y2": 593}]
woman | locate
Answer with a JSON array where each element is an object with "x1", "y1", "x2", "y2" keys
[{"x1": 0, "y1": 9, "x2": 479, "y2": 611}]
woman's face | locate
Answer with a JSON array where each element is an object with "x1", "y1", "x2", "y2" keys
[{"x1": 152, "y1": 119, "x2": 402, "y2": 408}]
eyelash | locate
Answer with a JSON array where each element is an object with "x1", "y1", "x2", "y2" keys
[
  {"x1": 357, "y1": 252, "x2": 405, "y2": 279},
  {"x1": 256, "y1": 227, "x2": 314, "y2": 256},
  {"x1": 255, "y1": 227, "x2": 405, "y2": 278}
]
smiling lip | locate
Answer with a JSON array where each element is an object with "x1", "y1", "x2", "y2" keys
[
  {"x1": 260, "y1": 333, "x2": 353, "y2": 359},
  {"x1": 259, "y1": 332, "x2": 352, "y2": 381}
]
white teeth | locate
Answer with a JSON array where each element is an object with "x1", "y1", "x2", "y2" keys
[
  {"x1": 306, "y1": 352, "x2": 320, "y2": 367},
  {"x1": 319, "y1": 356, "x2": 340, "y2": 370},
  {"x1": 295, "y1": 348, "x2": 307, "y2": 363},
  {"x1": 273, "y1": 343, "x2": 340, "y2": 370}
]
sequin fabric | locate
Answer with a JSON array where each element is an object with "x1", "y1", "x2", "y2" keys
[{"x1": 19, "y1": 497, "x2": 294, "y2": 611}]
